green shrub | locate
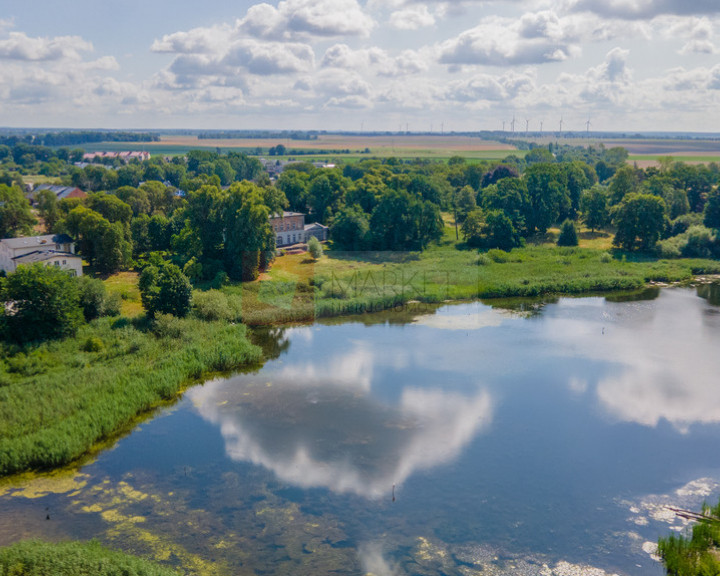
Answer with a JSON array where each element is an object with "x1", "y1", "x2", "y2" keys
[
  {"x1": 6, "y1": 352, "x2": 51, "y2": 376},
  {"x1": 557, "y1": 219, "x2": 579, "y2": 247},
  {"x1": 308, "y1": 236, "x2": 324, "y2": 259},
  {"x1": 192, "y1": 290, "x2": 238, "y2": 322},
  {"x1": 150, "y1": 313, "x2": 185, "y2": 339},
  {"x1": 599, "y1": 252, "x2": 613, "y2": 263},
  {"x1": 82, "y1": 336, "x2": 105, "y2": 353},
  {"x1": 487, "y1": 249, "x2": 510, "y2": 263}
]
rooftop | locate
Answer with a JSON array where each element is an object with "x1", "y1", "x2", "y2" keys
[
  {"x1": 1, "y1": 234, "x2": 74, "y2": 250},
  {"x1": 13, "y1": 250, "x2": 80, "y2": 264}
]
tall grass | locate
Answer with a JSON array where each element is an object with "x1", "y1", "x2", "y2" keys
[
  {"x1": 0, "y1": 540, "x2": 181, "y2": 576},
  {"x1": 0, "y1": 316, "x2": 261, "y2": 476},
  {"x1": 658, "y1": 499, "x2": 720, "y2": 576}
]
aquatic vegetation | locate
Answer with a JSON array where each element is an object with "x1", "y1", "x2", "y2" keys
[{"x1": 658, "y1": 498, "x2": 720, "y2": 576}]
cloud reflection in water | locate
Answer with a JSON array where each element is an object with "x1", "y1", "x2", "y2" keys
[
  {"x1": 550, "y1": 289, "x2": 720, "y2": 432},
  {"x1": 188, "y1": 346, "x2": 492, "y2": 499}
]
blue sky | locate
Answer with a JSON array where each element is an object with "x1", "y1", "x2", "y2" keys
[{"x1": 1, "y1": 0, "x2": 719, "y2": 131}]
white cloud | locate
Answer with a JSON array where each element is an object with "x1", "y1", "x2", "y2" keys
[
  {"x1": 570, "y1": 0, "x2": 720, "y2": 19},
  {"x1": 223, "y1": 40, "x2": 315, "y2": 75},
  {"x1": 439, "y1": 11, "x2": 582, "y2": 67},
  {"x1": 389, "y1": 5, "x2": 436, "y2": 30},
  {"x1": 655, "y1": 16, "x2": 717, "y2": 54},
  {"x1": 238, "y1": 0, "x2": 374, "y2": 39},
  {"x1": 444, "y1": 70, "x2": 536, "y2": 104},
  {"x1": 321, "y1": 44, "x2": 429, "y2": 77},
  {"x1": 0, "y1": 31, "x2": 92, "y2": 61}
]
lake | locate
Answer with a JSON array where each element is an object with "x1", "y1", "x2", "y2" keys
[{"x1": 2, "y1": 285, "x2": 720, "y2": 576}]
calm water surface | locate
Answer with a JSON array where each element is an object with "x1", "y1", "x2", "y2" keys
[{"x1": 2, "y1": 286, "x2": 720, "y2": 576}]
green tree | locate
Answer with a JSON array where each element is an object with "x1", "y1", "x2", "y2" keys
[
  {"x1": 613, "y1": 193, "x2": 667, "y2": 251},
  {"x1": 139, "y1": 262, "x2": 192, "y2": 318},
  {"x1": 481, "y1": 177, "x2": 529, "y2": 235},
  {"x1": 371, "y1": 189, "x2": 442, "y2": 251},
  {"x1": 223, "y1": 182, "x2": 273, "y2": 281},
  {"x1": 704, "y1": 188, "x2": 720, "y2": 231},
  {"x1": 557, "y1": 219, "x2": 579, "y2": 246},
  {"x1": 36, "y1": 189, "x2": 60, "y2": 232},
  {"x1": 276, "y1": 170, "x2": 310, "y2": 213},
  {"x1": 609, "y1": 165, "x2": 638, "y2": 205},
  {"x1": 330, "y1": 205, "x2": 371, "y2": 250},
  {"x1": 87, "y1": 193, "x2": 133, "y2": 224},
  {"x1": 96, "y1": 221, "x2": 132, "y2": 274},
  {"x1": 1, "y1": 263, "x2": 83, "y2": 343},
  {"x1": 580, "y1": 185, "x2": 610, "y2": 232},
  {"x1": 455, "y1": 185, "x2": 477, "y2": 222},
  {"x1": 0, "y1": 184, "x2": 36, "y2": 238},
  {"x1": 483, "y1": 209, "x2": 522, "y2": 250},
  {"x1": 524, "y1": 163, "x2": 569, "y2": 234},
  {"x1": 461, "y1": 209, "x2": 484, "y2": 248}
]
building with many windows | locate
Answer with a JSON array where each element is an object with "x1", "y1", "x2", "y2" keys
[{"x1": 269, "y1": 212, "x2": 329, "y2": 248}]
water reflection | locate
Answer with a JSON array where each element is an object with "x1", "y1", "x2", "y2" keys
[
  {"x1": 188, "y1": 373, "x2": 492, "y2": 499},
  {"x1": 549, "y1": 288, "x2": 720, "y2": 432}
]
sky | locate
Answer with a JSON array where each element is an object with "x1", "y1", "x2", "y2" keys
[{"x1": 1, "y1": 0, "x2": 719, "y2": 132}]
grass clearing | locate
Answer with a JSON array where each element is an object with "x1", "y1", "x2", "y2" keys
[{"x1": 103, "y1": 271, "x2": 143, "y2": 317}]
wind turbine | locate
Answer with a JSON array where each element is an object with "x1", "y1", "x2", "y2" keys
[
  {"x1": 540, "y1": 120, "x2": 544, "y2": 134},
  {"x1": 585, "y1": 118, "x2": 591, "y2": 138},
  {"x1": 511, "y1": 115, "x2": 516, "y2": 134},
  {"x1": 502, "y1": 120, "x2": 506, "y2": 132},
  {"x1": 525, "y1": 118, "x2": 530, "y2": 135},
  {"x1": 559, "y1": 117, "x2": 564, "y2": 135}
]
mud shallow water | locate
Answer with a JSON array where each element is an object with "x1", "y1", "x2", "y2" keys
[{"x1": 2, "y1": 285, "x2": 720, "y2": 576}]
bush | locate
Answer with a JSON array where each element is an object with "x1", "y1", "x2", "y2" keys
[
  {"x1": 82, "y1": 336, "x2": 105, "y2": 352},
  {"x1": 599, "y1": 252, "x2": 613, "y2": 263},
  {"x1": 308, "y1": 236, "x2": 323, "y2": 259},
  {"x1": 192, "y1": 290, "x2": 240, "y2": 322},
  {"x1": 140, "y1": 262, "x2": 193, "y2": 318},
  {"x1": 487, "y1": 249, "x2": 510, "y2": 263},
  {"x1": 557, "y1": 219, "x2": 579, "y2": 247},
  {"x1": 1, "y1": 264, "x2": 83, "y2": 343},
  {"x1": 657, "y1": 225, "x2": 718, "y2": 259},
  {"x1": 150, "y1": 313, "x2": 185, "y2": 339}
]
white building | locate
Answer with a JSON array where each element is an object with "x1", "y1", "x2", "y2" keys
[
  {"x1": 269, "y1": 212, "x2": 329, "y2": 248},
  {"x1": 0, "y1": 234, "x2": 83, "y2": 276}
]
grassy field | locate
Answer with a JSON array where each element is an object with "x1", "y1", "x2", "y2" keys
[
  {"x1": 629, "y1": 154, "x2": 720, "y2": 167},
  {"x1": 0, "y1": 540, "x2": 181, "y2": 576},
  {"x1": 223, "y1": 224, "x2": 720, "y2": 326},
  {"x1": 80, "y1": 134, "x2": 522, "y2": 161}
]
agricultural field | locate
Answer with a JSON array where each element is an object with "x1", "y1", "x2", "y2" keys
[{"x1": 81, "y1": 134, "x2": 521, "y2": 161}]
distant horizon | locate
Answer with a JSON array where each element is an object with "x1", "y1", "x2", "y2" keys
[{"x1": 2, "y1": 127, "x2": 720, "y2": 140}]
